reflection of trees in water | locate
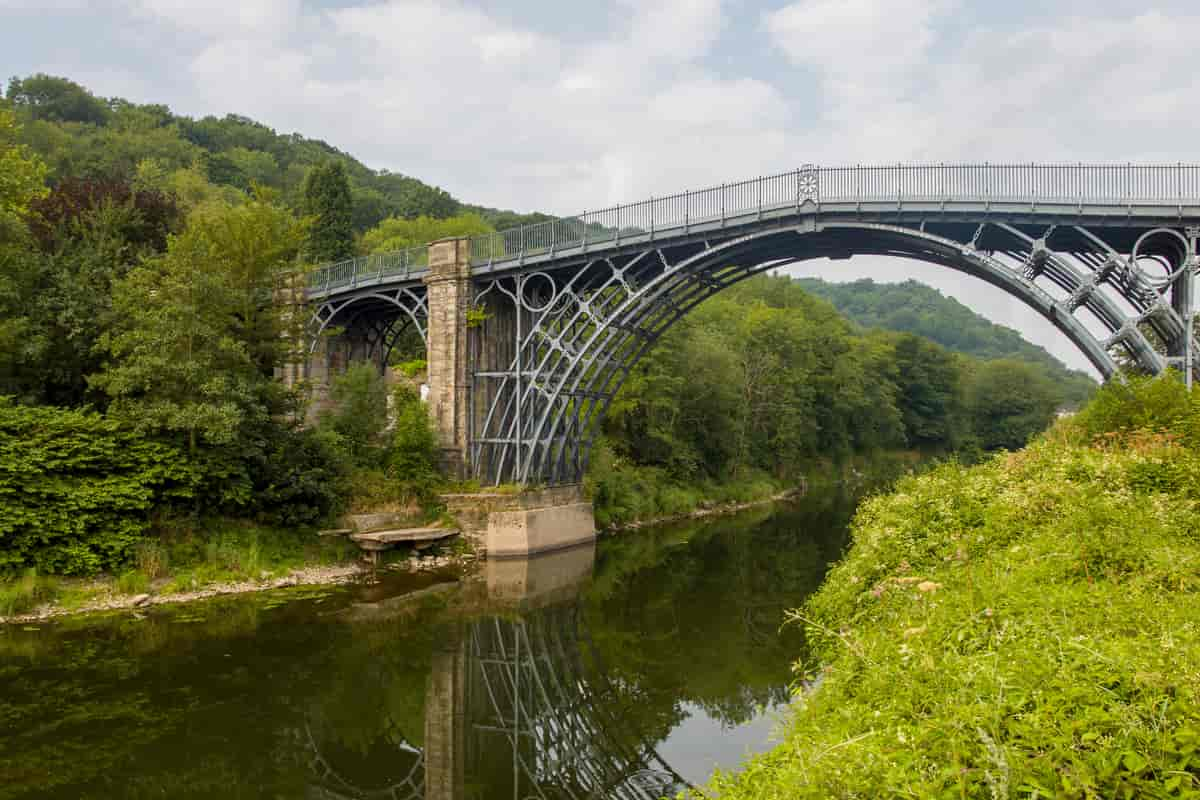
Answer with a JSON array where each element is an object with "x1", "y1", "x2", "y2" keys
[
  {"x1": 307, "y1": 602, "x2": 688, "y2": 800},
  {"x1": 305, "y1": 718, "x2": 424, "y2": 800},
  {"x1": 304, "y1": 490, "x2": 860, "y2": 799},
  {"x1": 583, "y1": 488, "x2": 857, "y2": 730}
]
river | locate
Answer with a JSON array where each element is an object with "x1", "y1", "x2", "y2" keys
[{"x1": 0, "y1": 487, "x2": 860, "y2": 800}]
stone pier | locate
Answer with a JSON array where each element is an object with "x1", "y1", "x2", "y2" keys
[{"x1": 423, "y1": 238, "x2": 473, "y2": 478}]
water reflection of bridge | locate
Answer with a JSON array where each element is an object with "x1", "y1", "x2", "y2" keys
[{"x1": 306, "y1": 544, "x2": 688, "y2": 800}]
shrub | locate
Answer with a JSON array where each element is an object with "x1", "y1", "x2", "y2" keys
[
  {"x1": 249, "y1": 424, "x2": 350, "y2": 527},
  {"x1": 0, "y1": 399, "x2": 196, "y2": 575},
  {"x1": 1072, "y1": 371, "x2": 1197, "y2": 445},
  {"x1": 388, "y1": 385, "x2": 439, "y2": 502},
  {"x1": 321, "y1": 362, "x2": 389, "y2": 467}
]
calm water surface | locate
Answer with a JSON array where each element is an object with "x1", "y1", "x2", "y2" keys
[{"x1": 0, "y1": 488, "x2": 858, "y2": 799}]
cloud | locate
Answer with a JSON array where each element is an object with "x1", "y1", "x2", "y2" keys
[
  {"x1": 765, "y1": 0, "x2": 949, "y2": 92},
  {"x1": 130, "y1": 0, "x2": 301, "y2": 39}
]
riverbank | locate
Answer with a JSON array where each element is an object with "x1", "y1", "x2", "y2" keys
[
  {"x1": 602, "y1": 486, "x2": 804, "y2": 532},
  {"x1": 0, "y1": 514, "x2": 480, "y2": 625},
  {"x1": 588, "y1": 447, "x2": 922, "y2": 531},
  {"x1": 706, "y1": 402, "x2": 1200, "y2": 797}
]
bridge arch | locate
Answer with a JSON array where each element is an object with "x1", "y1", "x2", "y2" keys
[
  {"x1": 306, "y1": 286, "x2": 429, "y2": 373},
  {"x1": 469, "y1": 222, "x2": 1194, "y2": 484}
]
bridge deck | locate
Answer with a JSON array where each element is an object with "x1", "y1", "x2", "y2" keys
[{"x1": 307, "y1": 163, "x2": 1200, "y2": 300}]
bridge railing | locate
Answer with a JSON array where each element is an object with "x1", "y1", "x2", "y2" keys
[
  {"x1": 308, "y1": 164, "x2": 1200, "y2": 288},
  {"x1": 307, "y1": 245, "x2": 428, "y2": 294},
  {"x1": 466, "y1": 163, "x2": 1200, "y2": 267}
]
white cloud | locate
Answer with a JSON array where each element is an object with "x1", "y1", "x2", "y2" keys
[
  {"x1": 765, "y1": 0, "x2": 948, "y2": 90},
  {"x1": 130, "y1": 0, "x2": 301, "y2": 39}
]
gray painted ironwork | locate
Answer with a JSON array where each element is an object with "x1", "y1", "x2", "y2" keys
[
  {"x1": 302, "y1": 604, "x2": 687, "y2": 800},
  {"x1": 306, "y1": 164, "x2": 1200, "y2": 485}
]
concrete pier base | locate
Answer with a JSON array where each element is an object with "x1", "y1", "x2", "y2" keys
[
  {"x1": 485, "y1": 542, "x2": 595, "y2": 608},
  {"x1": 486, "y1": 501, "x2": 596, "y2": 558}
]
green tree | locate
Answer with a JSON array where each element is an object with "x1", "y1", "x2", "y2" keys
[
  {"x1": 91, "y1": 195, "x2": 304, "y2": 450},
  {"x1": 360, "y1": 213, "x2": 493, "y2": 254},
  {"x1": 964, "y1": 359, "x2": 1061, "y2": 450},
  {"x1": 92, "y1": 228, "x2": 257, "y2": 451},
  {"x1": 181, "y1": 193, "x2": 307, "y2": 372},
  {"x1": 0, "y1": 105, "x2": 48, "y2": 221},
  {"x1": 389, "y1": 385, "x2": 439, "y2": 498},
  {"x1": 302, "y1": 160, "x2": 355, "y2": 262},
  {"x1": 6, "y1": 74, "x2": 110, "y2": 125},
  {"x1": 797, "y1": 277, "x2": 1098, "y2": 408},
  {"x1": 890, "y1": 333, "x2": 965, "y2": 448},
  {"x1": 321, "y1": 363, "x2": 390, "y2": 466}
]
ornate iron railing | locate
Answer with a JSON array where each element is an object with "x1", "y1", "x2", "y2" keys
[
  {"x1": 307, "y1": 245, "x2": 427, "y2": 293},
  {"x1": 309, "y1": 163, "x2": 1200, "y2": 288},
  {"x1": 467, "y1": 163, "x2": 1200, "y2": 266}
]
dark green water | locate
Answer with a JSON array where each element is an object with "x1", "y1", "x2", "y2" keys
[{"x1": 0, "y1": 489, "x2": 858, "y2": 800}]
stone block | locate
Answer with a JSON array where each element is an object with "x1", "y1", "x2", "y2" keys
[{"x1": 486, "y1": 501, "x2": 596, "y2": 557}]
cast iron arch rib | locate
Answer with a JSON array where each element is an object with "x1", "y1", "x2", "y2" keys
[{"x1": 472, "y1": 223, "x2": 1195, "y2": 485}]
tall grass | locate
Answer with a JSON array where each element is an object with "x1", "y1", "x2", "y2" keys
[
  {"x1": 0, "y1": 569, "x2": 58, "y2": 616},
  {"x1": 706, "y1": 375, "x2": 1200, "y2": 799}
]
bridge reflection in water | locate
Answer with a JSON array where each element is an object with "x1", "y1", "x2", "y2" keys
[{"x1": 306, "y1": 544, "x2": 688, "y2": 800}]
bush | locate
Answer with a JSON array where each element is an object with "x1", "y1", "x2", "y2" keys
[
  {"x1": 585, "y1": 438, "x2": 785, "y2": 528},
  {"x1": 321, "y1": 362, "x2": 389, "y2": 467},
  {"x1": 707, "y1": 407, "x2": 1200, "y2": 799},
  {"x1": 1072, "y1": 371, "x2": 1198, "y2": 446},
  {"x1": 0, "y1": 399, "x2": 197, "y2": 575},
  {"x1": 388, "y1": 385, "x2": 439, "y2": 502},
  {"x1": 249, "y1": 424, "x2": 349, "y2": 527}
]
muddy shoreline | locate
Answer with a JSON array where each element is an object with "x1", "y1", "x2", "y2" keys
[
  {"x1": 3, "y1": 489, "x2": 801, "y2": 625},
  {"x1": 0, "y1": 552, "x2": 477, "y2": 626}
]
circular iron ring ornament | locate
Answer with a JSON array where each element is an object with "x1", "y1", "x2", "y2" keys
[
  {"x1": 1130, "y1": 227, "x2": 1193, "y2": 291},
  {"x1": 519, "y1": 272, "x2": 559, "y2": 313}
]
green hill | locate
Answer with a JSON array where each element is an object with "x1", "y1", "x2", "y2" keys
[
  {"x1": 795, "y1": 278, "x2": 1097, "y2": 407},
  {"x1": 5, "y1": 73, "x2": 546, "y2": 234}
]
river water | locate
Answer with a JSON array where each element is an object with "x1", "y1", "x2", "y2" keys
[{"x1": 0, "y1": 488, "x2": 858, "y2": 800}]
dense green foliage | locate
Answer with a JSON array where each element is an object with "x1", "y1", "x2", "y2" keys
[
  {"x1": 0, "y1": 400, "x2": 194, "y2": 574},
  {"x1": 707, "y1": 376, "x2": 1200, "y2": 799},
  {"x1": 598, "y1": 276, "x2": 1065, "y2": 505},
  {"x1": 798, "y1": 277, "x2": 1098, "y2": 407},
  {"x1": 302, "y1": 161, "x2": 354, "y2": 261},
  {"x1": 4, "y1": 74, "x2": 541, "y2": 236},
  {"x1": 360, "y1": 212, "x2": 493, "y2": 254}
]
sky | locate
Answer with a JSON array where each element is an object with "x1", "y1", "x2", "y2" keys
[{"x1": 5, "y1": 0, "x2": 1200, "y2": 374}]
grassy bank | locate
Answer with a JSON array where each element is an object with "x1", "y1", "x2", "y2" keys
[
  {"x1": 0, "y1": 520, "x2": 358, "y2": 619},
  {"x1": 708, "y1": 378, "x2": 1200, "y2": 798},
  {"x1": 586, "y1": 440, "x2": 925, "y2": 530}
]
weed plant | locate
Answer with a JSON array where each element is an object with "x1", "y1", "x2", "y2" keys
[
  {"x1": 707, "y1": 375, "x2": 1200, "y2": 799},
  {"x1": 0, "y1": 569, "x2": 59, "y2": 616}
]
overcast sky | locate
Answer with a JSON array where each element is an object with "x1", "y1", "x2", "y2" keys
[{"x1": 5, "y1": 0, "x2": 1200, "y2": 374}]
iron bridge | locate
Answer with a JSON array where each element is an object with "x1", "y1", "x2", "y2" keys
[{"x1": 305, "y1": 164, "x2": 1200, "y2": 485}]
